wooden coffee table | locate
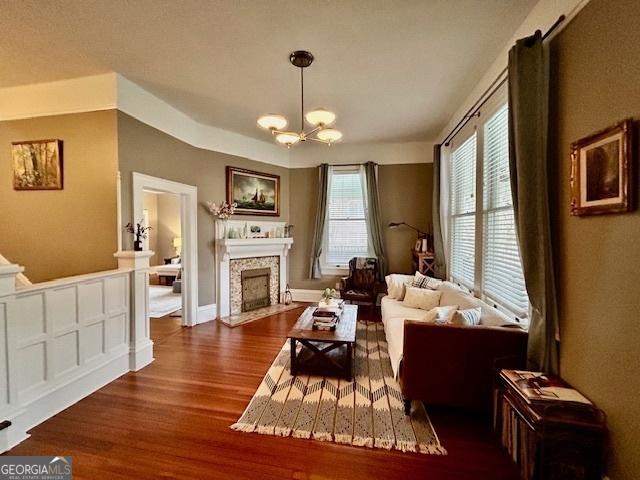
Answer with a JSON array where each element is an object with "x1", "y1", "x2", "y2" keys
[{"x1": 288, "y1": 305, "x2": 358, "y2": 380}]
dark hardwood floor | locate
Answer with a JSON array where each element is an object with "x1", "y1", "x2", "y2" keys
[{"x1": 8, "y1": 307, "x2": 518, "y2": 479}]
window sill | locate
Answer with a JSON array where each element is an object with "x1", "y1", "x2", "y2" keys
[{"x1": 321, "y1": 266, "x2": 349, "y2": 276}]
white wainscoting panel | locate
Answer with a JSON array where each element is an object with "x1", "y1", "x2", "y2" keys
[{"x1": 0, "y1": 260, "x2": 151, "y2": 453}]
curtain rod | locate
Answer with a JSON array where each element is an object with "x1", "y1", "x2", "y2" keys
[
  {"x1": 440, "y1": 15, "x2": 565, "y2": 147},
  {"x1": 321, "y1": 162, "x2": 371, "y2": 167}
]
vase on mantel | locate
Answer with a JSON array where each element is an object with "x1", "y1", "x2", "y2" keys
[{"x1": 217, "y1": 219, "x2": 229, "y2": 240}]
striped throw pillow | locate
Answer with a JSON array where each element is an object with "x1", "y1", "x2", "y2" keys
[
  {"x1": 452, "y1": 307, "x2": 482, "y2": 326},
  {"x1": 412, "y1": 271, "x2": 443, "y2": 290}
]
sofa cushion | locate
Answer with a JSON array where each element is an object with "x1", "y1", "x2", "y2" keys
[
  {"x1": 381, "y1": 296, "x2": 434, "y2": 323},
  {"x1": 438, "y1": 282, "x2": 481, "y2": 309},
  {"x1": 436, "y1": 281, "x2": 520, "y2": 327},
  {"x1": 381, "y1": 296, "x2": 435, "y2": 377},
  {"x1": 403, "y1": 287, "x2": 442, "y2": 311}
]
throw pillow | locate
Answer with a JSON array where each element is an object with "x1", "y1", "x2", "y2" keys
[
  {"x1": 412, "y1": 271, "x2": 443, "y2": 290},
  {"x1": 396, "y1": 281, "x2": 412, "y2": 301},
  {"x1": 406, "y1": 308, "x2": 438, "y2": 324},
  {"x1": 452, "y1": 307, "x2": 482, "y2": 326},
  {"x1": 385, "y1": 275, "x2": 399, "y2": 299},
  {"x1": 434, "y1": 305, "x2": 459, "y2": 324},
  {"x1": 385, "y1": 274, "x2": 414, "y2": 299},
  {"x1": 403, "y1": 287, "x2": 442, "y2": 311}
]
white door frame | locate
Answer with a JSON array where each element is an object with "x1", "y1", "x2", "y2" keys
[{"x1": 131, "y1": 172, "x2": 199, "y2": 327}]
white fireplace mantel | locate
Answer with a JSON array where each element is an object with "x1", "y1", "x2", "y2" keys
[{"x1": 215, "y1": 237, "x2": 293, "y2": 319}]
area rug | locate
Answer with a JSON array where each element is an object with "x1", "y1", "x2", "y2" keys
[
  {"x1": 149, "y1": 285, "x2": 182, "y2": 318},
  {"x1": 220, "y1": 303, "x2": 302, "y2": 327},
  {"x1": 230, "y1": 321, "x2": 447, "y2": 455}
]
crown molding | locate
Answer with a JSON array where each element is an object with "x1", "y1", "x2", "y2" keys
[
  {"x1": 115, "y1": 75, "x2": 290, "y2": 168},
  {"x1": 0, "y1": 73, "x2": 117, "y2": 121},
  {"x1": 288, "y1": 140, "x2": 433, "y2": 168},
  {"x1": 0, "y1": 73, "x2": 290, "y2": 168},
  {"x1": 0, "y1": 73, "x2": 433, "y2": 168}
]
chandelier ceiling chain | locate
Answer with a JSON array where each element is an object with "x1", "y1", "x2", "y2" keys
[{"x1": 257, "y1": 50, "x2": 343, "y2": 148}]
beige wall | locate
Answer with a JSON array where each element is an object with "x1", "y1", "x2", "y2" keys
[
  {"x1": 288, "y1": 163, "x2": 432, "y2": 290},
  {"x1": 0, "y1": 110, "x2": 118, "y2": 282},
  {"x1": 549, "y1": 1, "x2": 640, "y2": 478},
  {"x1": 117, "y1": 112, "x2": 290, "y2": 306},
  {"x1": 379, "y1": 163, "x2": 433, "y2": 273},
  {"x1": 156, "y1": 193, "x2": 181, "y2": 262}
]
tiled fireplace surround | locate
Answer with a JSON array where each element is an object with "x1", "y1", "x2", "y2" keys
[
  {"x1": 214, "y1": 222, "x2": 293, "y2": 325},
  {"x1": 230, "y1": 256, "x2": 279, "y2": 315}
]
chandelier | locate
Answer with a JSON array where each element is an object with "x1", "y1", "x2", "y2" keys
[{"x1": 257, "y1": 50, "x2": 343, "y2": 148}]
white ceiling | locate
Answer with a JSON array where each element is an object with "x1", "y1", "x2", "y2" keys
[{"x1": 1, "y1": 0, "x2": 536, "y2": 143}]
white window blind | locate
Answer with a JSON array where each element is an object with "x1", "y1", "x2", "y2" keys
[
  {"x1": 482, "y1": 104, "x2": 528, "y2": 317},
  {"x1": 449, "y1": 133, "x2": 477, "y2": 289},
  {"x1": 325, "y1": 169, "x2": 369, "y2": 266}
]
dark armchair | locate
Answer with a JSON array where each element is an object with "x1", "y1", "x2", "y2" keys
[{"x1": 339, "y1": 257, "x2": 379, "y2": 313}]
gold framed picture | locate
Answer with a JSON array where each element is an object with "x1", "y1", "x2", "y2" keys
[
  {"x1": 570, "y1": 120, "x2": 633, "y2": 216},
  {"x1": 226, "y1": 166, "x2": 280, "y2": 216},
  {"x1": 12, "y1": 139, "x2": 63, "y2": 190}
]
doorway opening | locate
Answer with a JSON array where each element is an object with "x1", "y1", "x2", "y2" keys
[
  {"x1": 131, "y1": 172, "x2": 198, "y2": 327},
  {"x1": 144, "y1": 190, "x2": 183, "y2": 320}
]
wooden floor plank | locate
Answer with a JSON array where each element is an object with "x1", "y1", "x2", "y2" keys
[{"x1": 6, "y1": 307, "x2": 518, "y2": 479}]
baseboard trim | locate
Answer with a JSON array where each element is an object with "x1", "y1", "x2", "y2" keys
[
  {"x1": 290, "y1": 289, "x2": 323, "y2": 302},
  {"x1": 197, "y1": 304, "x2": 217, "y2": 324},
  {"x1": 3, "y1": 349, "x2": 130, "y2": 453},
  {"x1": 130, "y1": 341, "x2": 154, "y2": 372}
]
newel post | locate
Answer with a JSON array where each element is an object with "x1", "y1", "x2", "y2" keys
[
  {"x1": 0, "y1": 264, "x2": 25, "y2": 451},
  {"x1": 0, "y1": 264, "x2": 23, "y2": 297},
  {"x1": 114, "y1": 250, "x2": 154, "y2": 371}
]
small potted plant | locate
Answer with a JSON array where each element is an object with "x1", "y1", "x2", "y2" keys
[
  {"x1": 124, "y1": 220, "x2": 152, "y2": 251},
  {"x1": 320, "y1": 287, "x2": 336, "y2": 306},
  {"x1": 206, "y1": 200, "x2": 237, "y2": 238}
]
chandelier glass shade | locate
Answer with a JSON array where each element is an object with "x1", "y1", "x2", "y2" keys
[
  {"x1": 316, "y1": 128, "x2": 343, "y2": 142},
  {"x1": 275, "y1": 132, "x2": 301, "y2": 146},
  {"x1": 257, "y1": 114, "x2": 287, "y2": 131},
  {"x1": 305, "y1": 109, "x2": 336, "y2": 127},
  {"x1": 257, "y1": 51, "x2": 342, "y2": 148}
]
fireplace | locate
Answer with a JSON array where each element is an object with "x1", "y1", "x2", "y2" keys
[
  {"x1": 241, "y1": 268, "x2": 271, "y2": 312},
  {"x1": 216, "y1": 236, "x2": 292, "y2": 322}
]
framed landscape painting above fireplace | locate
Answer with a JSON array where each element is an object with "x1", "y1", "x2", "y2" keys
[{"x1": 227, "y1": 166, "x2": 280, "y2": 216}]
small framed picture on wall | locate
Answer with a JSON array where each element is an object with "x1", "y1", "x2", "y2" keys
[
  {"x1": 12, "y1": 139, "x2": 63, "y2": 190},
  {"x1": 570, "y1": 119, "x2": 634, "y2": 216}
]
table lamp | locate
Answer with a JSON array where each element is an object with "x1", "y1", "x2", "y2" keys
[{"x1": 172, "y1": 236, "x2": 182, "y2": 257}]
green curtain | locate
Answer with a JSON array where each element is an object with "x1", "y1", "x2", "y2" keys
[
  {"x1": 309, "y1": 163, "x2": 329, "y2": 279},
  {"x1": 432, "y1": 144, "x2": 447, "y2": 279},
  {"x1": 364, "y1": 162, "x2": 388, "y2": 280},
  {"x1": 508, "y1": 31, "x2": 559, "y2": 374}
]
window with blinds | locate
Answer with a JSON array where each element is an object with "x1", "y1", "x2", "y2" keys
[
  {"x1": 324, "y1": 168, "x2": 370, "y2": 266},
  {"x1": 482, "y1": 105, "x2": 528, "y2": 317},
  {"x1": 446, "y1": 99, "x2": 529, "y2": 321},
  {"x1": 449, "y1": 133, "x2": 477, "y2": 289}
]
